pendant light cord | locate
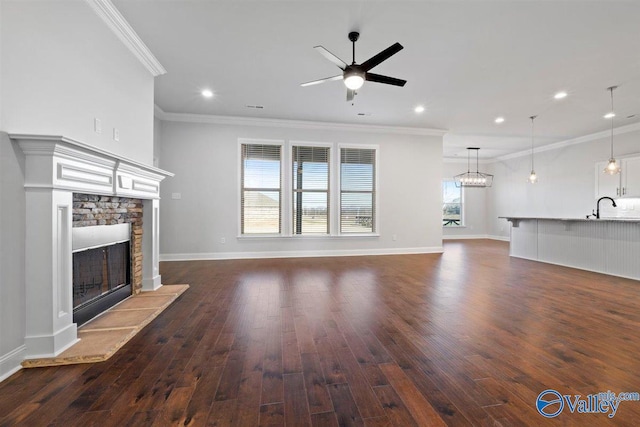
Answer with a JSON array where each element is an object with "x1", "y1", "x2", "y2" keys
[
  {"x1": 610, "y1": 87, "x2": 615, "y2": 158},
  {"x1": 530, "y1": 115, "x2": 536, "y2": 170}
]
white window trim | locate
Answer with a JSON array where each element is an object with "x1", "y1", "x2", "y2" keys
[
  {"x1": 289, "y1": 140, "x2": 333, "y2": 236},
  {"x1": 442, "y1": 179, "x2": 464, "y2": 228},
  {"x1": 237, "y1": 138, "x2": 285, "y2": 237},
  {"x1": 338, "y1": 143, "x2": 380, "y2": 236},
  {"x1": 237, "y1": 139, "x2": 380, "y2": 238}
]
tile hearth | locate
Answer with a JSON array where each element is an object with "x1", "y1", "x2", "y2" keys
[{"x1": 22, "y1": 285, "x2": 189, "y2": 368}]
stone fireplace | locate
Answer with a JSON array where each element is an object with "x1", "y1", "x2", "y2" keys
[
  {"x1": 13, "y1": 134, "x2": 172, "y2": 360},
  {"x1": 72, "y1": 194, "x2": 144, "y2": 325}
]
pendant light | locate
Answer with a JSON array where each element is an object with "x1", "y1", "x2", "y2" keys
[
  {"x1": 604, "y1": 86, "x2": 621, "y2": 175},
  {"x1": 454, "y1": 147, "x2": 493, "y2": 188},
  {"x1": 528, "y1": 115, "x2": 538, "y2": 184}
]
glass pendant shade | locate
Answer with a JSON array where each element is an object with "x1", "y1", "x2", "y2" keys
[
  {"x1": 604, "y1": 158, "x2": 621, "y2": 175},
  {"x1": 528, "y1": 170, "x2": 538, "y2": 184},
  {"x1": 454, "y1": 148, "x2": 493, "y2": 188}
]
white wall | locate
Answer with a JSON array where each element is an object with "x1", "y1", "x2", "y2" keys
[
  {"x1": 487, "y1": 126, "x2": 640, "y2": 239},
  {"x1": 0, "y1": 0, "x2": 156, "y2": 381},
  {"x1": 153, "y1": 116, "x2": 162, "y2": 167},
  {"x1": 1, "y1": 0, "x2": 154, "y2": 164},
  {"x1": 158, "y1": 119, "x2": 444, "y2": 259},
  {"x1": 442, "y1": 161, "x2": 489, "y2": 238}
]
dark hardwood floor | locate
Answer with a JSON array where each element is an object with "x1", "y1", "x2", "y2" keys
[{"x1": 2, "y1": 239, "x2": 640, "y2": 426}]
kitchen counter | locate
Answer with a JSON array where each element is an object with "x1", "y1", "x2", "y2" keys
[
  {"x1": 500, "y1": 216, "x2": 640, "y2": 280},
  {"x1": 501, "y1": 216, "x2": 640, "y2": 225}
]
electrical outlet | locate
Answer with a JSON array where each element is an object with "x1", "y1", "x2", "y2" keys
[
  {"x1": 392, "y1": 234, "x2": 397, "y2": 241},
  {"x1": 220, "y1": 237, "x2": 226, "y2": 244},
  {"x1": 171, "y1": 193, "x2": 181, "y2": 200},
  {"x1": 113, "y1": 128, "x2": 120, "y2": 141},
  {"x1": 94, "y1": 118, "x2": 102, "y2": 134}
]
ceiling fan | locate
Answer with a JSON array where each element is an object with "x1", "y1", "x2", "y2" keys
[{"x1": 301, "y1": 32, "x2": 407, "y2": 101}]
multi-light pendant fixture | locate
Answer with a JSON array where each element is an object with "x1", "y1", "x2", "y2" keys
[
  {"x1": 528, "y1": 115, "x2": 538, "y2": 184},
  {"x1": 454, "y1": 148, "x2": 493, "y2": 188},
  {"x1": 604, "y1": 86, "x2": 621, "y2": 175}
]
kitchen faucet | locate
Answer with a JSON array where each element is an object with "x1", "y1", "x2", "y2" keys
[{"x1": 595, "y1": 196, "x2": 617, "y2": 219}]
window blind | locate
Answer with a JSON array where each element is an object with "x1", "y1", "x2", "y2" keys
[
  {"x1": 340, "y1": 148, "x2": 376, "y2": 233},
  {"x1": 241, "y1": 144, "x2": 282, "y2": 234},
  {"x1": 292, "y1": 146, "x2": 330, "y2": 234}
]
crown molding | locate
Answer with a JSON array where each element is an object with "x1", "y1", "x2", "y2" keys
[
  {"x1": 494, "y1": 122, "x2": 640, "y2": 162},
  {"x1": 154, "y1": 104, "x2": 166, "y2": 120},
  {"x1": 443, "y1": 157, "x2": 492, "y2": 165},
  {"x1": 85, "y1": 0, "x2": 166, "y2": 77},
  {"x1": 152, "y1": 106, "x2": 447, "y2": 137}
]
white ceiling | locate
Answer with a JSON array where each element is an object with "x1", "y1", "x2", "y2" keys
[{"x1": 113, "y1": 1, "x2": 640, "y2": 159}]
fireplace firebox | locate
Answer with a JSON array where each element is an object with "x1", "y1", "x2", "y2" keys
[{"x1": 72, "y1": 223, "x2": 132, "y2": 326}]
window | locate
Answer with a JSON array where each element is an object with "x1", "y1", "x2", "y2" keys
[
  {"x1": 443, "y1": 180, "x2": 463, "y2": 226},
  {"x1": 340, "y1": 148, "x2": 376, "y2": 233},
  {"x1": 241, "y1": 143, "x2": 282, "y2": 234},
  {"x1": 292, "y1": 146, "x2": 330, "y2": 234}
]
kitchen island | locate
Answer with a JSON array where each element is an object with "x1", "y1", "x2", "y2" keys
[{"x1": 500, "y1": 217, "x2": 640, "y2": 280}]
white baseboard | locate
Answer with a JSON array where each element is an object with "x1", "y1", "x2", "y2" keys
[
  {"x1": 443, "y1": 234, "x2": 487, "y2": 240},
  {"x1": 0, "y1": 345, "x2": 26, "y2": 383},
  {"x1": 443, "y1": 234, "x2": 510, "y2": 242},
  {"x1": 160, "y1": 246, "x2": 444, "y2": 261}
]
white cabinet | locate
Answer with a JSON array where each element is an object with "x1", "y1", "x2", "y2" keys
[
  {"x1": 622, "y1": 157, "x2": 640, "y2": 197},
  {"x1": 595, "y1": 157, "x2": 640, "y2": 198}
]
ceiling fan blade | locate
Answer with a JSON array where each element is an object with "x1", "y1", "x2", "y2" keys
[
  {"x1": 314, "y1": 46, "x2": 347, "y2": 70},
  {"x1": 300, "y1": 75, "x2": 343, "y2": 87},
  {"x1": 360, "y1": 42, "x2": 403, "y2": 72},
  {"x1": 346, "y1": 89, "x2": 355, "y2": 102},
  {"x1": 365, "y1": 73, "x2": 407, "y2": 87}
]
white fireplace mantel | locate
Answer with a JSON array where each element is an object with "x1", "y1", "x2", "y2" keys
[{"x1": 12, "y1": 134, "x2": 173, "y2": 360}]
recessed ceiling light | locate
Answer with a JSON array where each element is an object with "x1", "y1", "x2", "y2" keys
[
  {"x1": 494, "y1": 117, "x2": 505, "y2": 124},
  {"x1": 414, "y1": 105, "x2": 425, "y2": 113},
  {"x1": 554, "y1": 91, "x2": 568, "y2": 100},
  {"x1": 604, "y1": 112, "x2": 615, "y2": 119},
  {"x1": 201, "y1": 89, "x2": 214, "y2": 98}
]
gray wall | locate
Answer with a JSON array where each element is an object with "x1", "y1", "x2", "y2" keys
[
  {"x1": 157, "y1": 119, "x2": 444, "y2": 259},
  {"x1": 1, "y1": 0, "x2": 154, "y2": 164}
]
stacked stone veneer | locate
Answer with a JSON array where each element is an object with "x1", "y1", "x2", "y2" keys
[{"x1": 72, "y1": 193, "x2": 144, "y2": 294}]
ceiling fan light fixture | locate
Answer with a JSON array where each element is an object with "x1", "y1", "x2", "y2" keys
[{"x1": 344, "y1": 70, "x2": 365, "y2": 90}]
